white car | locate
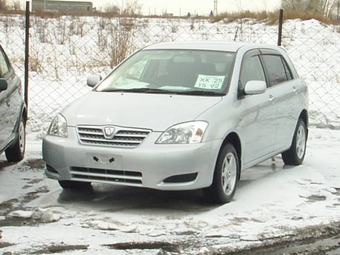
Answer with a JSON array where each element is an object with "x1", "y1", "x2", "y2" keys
[{"x1": 42, "y1": 41, "x2": 308, "y2": 204}]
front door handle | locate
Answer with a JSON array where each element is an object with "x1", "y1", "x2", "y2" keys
[
  {"x1": 269, "y1": 95, "x2": 276, "y2": 102},
  {"x1": 293, "y1": 86, "x2": 299, "y2": 93}
]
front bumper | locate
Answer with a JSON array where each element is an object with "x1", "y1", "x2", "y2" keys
[{"x1": 42, "y1": 128, "x2": 221, "y2": 191}]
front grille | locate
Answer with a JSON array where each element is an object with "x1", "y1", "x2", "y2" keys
[
  {"x1": 70, "y1": 166, "x2": 143, "y2": 186},
  {"x1": 77, "y1": 126, "x2": 151, "y2": 148}
]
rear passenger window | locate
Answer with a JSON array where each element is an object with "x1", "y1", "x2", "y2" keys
[{"x1": 262, "y1": 55, "x2": 293, "y2": 86}]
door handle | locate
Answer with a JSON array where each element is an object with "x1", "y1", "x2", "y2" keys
[
  {"x1": 269, "y1": 95, "x2": 276, "y2": 102},
  {"x1": 293, "y1": 87, "x2": 299, "y2": 93},
  {"x1": 6, "y1": 100, "x2": 10, "y2": 107}
]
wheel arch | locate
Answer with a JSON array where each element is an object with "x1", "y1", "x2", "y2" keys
[
  {"x1": 13, "y1": 103, "x2": 27, "y2": 135},
  {"x1": 9, "y1": 103, "x2": 27, "y2": 150},
  {"x1": 15, "y1": 103, "x2": 27, "y2": 127},
  {"x1": 219, "y1": 132, "x2": 242, "y2": 179},
  {"x1": 21, "y1": 103, "x2": 28, "y2": 123},
  {"x1": 299, "y1": 109, "x2": 309, "y2": 137}
]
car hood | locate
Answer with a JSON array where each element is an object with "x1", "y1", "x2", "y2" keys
[{"x1": 62, "y1": 92, "x2": 222, "y2": 131}]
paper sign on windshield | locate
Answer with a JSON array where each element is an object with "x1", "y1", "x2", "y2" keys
[{"x1": 194, "y1": 75, "x2": 225, "y2": 90}]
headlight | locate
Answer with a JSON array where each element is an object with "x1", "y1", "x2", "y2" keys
[
  {"x1": 48, "y1": 114, "x2": 68, "y2": 138},
  {"x1": 156, "y1": 121, "x2": 208, "y2": 144}
]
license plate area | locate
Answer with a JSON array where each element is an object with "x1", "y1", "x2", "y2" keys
[{"x1": 86, "y1": 153, "x2": 122, "y2": 169}]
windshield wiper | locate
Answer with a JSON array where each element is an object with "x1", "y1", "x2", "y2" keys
[
  {"x1": 180, "y1": 91, "x2": 225, "y2": 96},
  {"x1": 98, "y1": 88, "x2": 224, "y2": 96},
  {"x1": 124, "y1": 88, "x2": 171, "y2": 93},
  {"x1": 99, "y1": 88, "x2": 172, "y2": 93}
]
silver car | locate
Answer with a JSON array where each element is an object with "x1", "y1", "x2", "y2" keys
[
  {"x1": 0, "y1": 44, "x2": 27, "y2": 162},
  {"x1": 42, "y1": 41, "x2": 308, "y2": 204}
]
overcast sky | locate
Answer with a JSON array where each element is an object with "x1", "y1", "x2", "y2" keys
[{"x1": 20, "y1": 0, "x2": 281, "y2": 16}]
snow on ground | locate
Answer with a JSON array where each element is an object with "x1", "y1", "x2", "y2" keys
[{"x1": 0, "y1": 127, "x2": 339, "y2": 254}]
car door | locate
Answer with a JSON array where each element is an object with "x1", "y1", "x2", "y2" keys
[
  {"x1": 0, "y1": 81, "x2": 6, "y2": 148},
  {"x1": 260, "y1": 52, "x2": 300, "y2": 151},
  {"x1": 0, "y1": 46, "x2": 20, "y2": 148},
  {"x1": 0, "y1": 47, "x2": 10, "y2": 148},
  {"x1": 236, "y1": 50, "x2": 278, "y2": 166}
]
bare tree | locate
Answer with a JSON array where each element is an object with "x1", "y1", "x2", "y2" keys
[
  {"x1": 0, "y1": 0, "x2": 7, "y2": 10},
  {"x1": 122, "y1": 0, "x2": 142, "y2": 15},
  {"x1": 281, "y1": 0, "x2": 340, "y2": 18},
  {"x1": 320, "y1": 0, "x2": 340, "y2": 17},
  {"x1": 11, "y1": 0, "x2": 21, "y2": 11},
  {"x1": 103, "y1": 3, "x2": 120, "y2": 14},
  {"x1": 281, "y1": 0, "x2": 309, "y2": 11}
]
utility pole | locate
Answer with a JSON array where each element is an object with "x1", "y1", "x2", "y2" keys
[{"x1": 214, "y1": 0, "x2": 218, "y2": 15}]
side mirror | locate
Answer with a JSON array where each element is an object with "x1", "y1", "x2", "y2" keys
[
  {"x1": 244, "y1": 80, "x2": 266, "y2": 95},
  {"x1": 87, "y1": 75, "x2": 102, "y2": 87},
  {"x1": 0, "y1": 78, "x2": 8, "y2": 92}
]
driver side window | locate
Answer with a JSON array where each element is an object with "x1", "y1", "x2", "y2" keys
[{"x1": 239, "y1": 55, "x2": 265, "y2": 97}]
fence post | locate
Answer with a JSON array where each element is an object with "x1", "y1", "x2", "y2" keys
[
  {"x1": 24, "y1": 1, "x2": 30, "y2": 113},
  {"x1": 278, "y1": 9, "x2": 283, "y2": 46}
]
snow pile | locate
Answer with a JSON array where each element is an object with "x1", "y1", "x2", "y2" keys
[{"x1": 0, "y1": 129, "x2": 339, "y2": 254}]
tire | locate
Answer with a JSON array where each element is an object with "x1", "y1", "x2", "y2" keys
[
  {"x1": 203, "y1": 143, "x2": 240, "y2": 204},
  {"x1": 282, "y1": 119, "x2": 307, "y2": 165},
  {"x1": 5, "y1": 117, "x2": 26, "y2": 162},
  {"x1": 58, "y1": 180, "x2": 92, "y2": 190}
]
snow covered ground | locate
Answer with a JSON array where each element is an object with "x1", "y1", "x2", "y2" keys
[{"x1": 0, "y1": 127, "x2": 339, "y2": 254}]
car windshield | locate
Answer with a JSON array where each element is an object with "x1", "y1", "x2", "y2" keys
[{"x1": 95, "y1": 49, "x2": 235, "y2": 96}]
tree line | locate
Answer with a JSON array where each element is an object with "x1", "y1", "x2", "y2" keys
[
  {"x1": 282, "y1": 0, "x2": 340, "y2": 19},
  {"x1": 0, "y1": 0, "x2": 21, "y2": 11},
  {"x1": 1, "y1": 0, "x2": 340, "y2": 20}
]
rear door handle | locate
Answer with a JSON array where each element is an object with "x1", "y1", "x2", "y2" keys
[{"x1": 293, "y1": 87, "x2": 299, "y2": 93}]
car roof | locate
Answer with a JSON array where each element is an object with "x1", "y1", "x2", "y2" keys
[{"x1": 144, "y1": 41, "x2": 280, "y2": 53}]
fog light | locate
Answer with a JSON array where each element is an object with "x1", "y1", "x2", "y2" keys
[{"x1": 163, "y1": 173, "x2": 198, "y2": 183}]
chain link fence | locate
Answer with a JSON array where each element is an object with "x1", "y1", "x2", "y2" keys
[
  {"x1": 0, "y1": 12, "x2": 339, "y2": 138},
  {"x1": 282, "y1": 19, "x2": 340, "y2": 129}
]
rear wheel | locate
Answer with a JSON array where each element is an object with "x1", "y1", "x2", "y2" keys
[
  {"x1": 58, "y1": 180, "x2": 92, "y2": 190},
  {"x1": 203, "y1": 143, "x2": 239, "y2": 204},
  {"x1": 5, "y1": 117, "x2": 26, "y2": 162},
  {"x1": 282, "y1": 119, "x2": 307, "y2": 165}
]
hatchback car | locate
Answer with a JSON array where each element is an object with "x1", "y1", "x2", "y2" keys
[
  {"x1": 42, "y1": 41, "x2": 308, "y2": 204},
  {"x1": 0, "y1": 44, "x2": 27, "y2": 162}
]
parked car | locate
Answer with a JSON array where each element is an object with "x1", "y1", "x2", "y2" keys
[
  {"x1": 42, "y1": 41, "x2": 308, "y2": 204},
  {"x1": 0, "y1": 44, "x2": 27, "y2": 162}
]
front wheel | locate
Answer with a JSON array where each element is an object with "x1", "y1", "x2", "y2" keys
[
  {"x1": 203, "y1": 143, "x2": 240, "y2": 204},
  {"x1": 282, "y1": 119, "x2": 307, "y2": 165}
]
